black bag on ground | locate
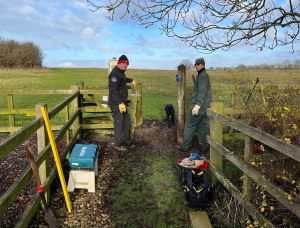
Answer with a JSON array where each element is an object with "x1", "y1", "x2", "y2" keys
[{"x1": 178, "y1": 165, "x2": 213, "y2": 208}]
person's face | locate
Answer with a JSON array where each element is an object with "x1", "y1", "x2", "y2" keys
[
  {"x1": 195, "y1": 63, "x2": 204, "y2": 71},
  {"x1": 118, "y1": 62, "x2": 129, "y2": 71}
]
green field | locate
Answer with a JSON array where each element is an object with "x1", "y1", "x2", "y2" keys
[
  {"x1": 1, "y1": 67, "x2": 300, "y2": 227},
  {"x1": 0, "y1": 67, "x2": 300, "y2": 127}
]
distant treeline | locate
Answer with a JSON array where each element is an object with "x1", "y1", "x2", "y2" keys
[
  {"x1": 209, "y1": 60, "x2": 300, "y2": 71},
  {"x1": 0, "y1": 39, "x2": 43, "y2": 68}
]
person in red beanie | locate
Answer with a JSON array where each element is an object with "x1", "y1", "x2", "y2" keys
[{"x1": 108, "y1": 55, "x2": 137, "y2": 151}]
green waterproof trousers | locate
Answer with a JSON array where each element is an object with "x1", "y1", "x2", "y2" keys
[{"x1": 181, "y1": 112, "x2": 209, "y2": 152}]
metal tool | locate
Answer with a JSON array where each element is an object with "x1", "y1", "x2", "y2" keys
[{"x1": 25, "y1": 142, "x2": 60, "y2": 228}]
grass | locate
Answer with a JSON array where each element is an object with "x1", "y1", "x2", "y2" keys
[
  {"x1": 1, "y1": 67, "x2": 300, "y2": 226},
  {"x1": 1, "y1": 67, "x2": 300, "y2": 121},
  {"x1": 108, "y1": 148, "x2": 190, "y2": 227},
  {"x1": 1, "y1": 67, "x2": 300, "y2": 128}
]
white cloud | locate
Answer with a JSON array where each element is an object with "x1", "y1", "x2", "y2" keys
[
  {"x1": 57, "y1": 62, "x2": 76, "y2": 68},
  {"x1": 18, "y1": 5, "x2": 38, "y2": 15},
  {"x1": 1, "y1": 0, "x2": 299, "y2": 70},
  {"x1": 82, "y1": 27, "x2": 96, "y2": 39}
]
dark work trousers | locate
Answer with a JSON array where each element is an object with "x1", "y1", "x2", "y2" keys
[
  {"x1": 182, "y1": 111, "x2": 209, "y2": 152},
  {"x1": 110, "y1": 105, "x2": 131, "y2": 146}
]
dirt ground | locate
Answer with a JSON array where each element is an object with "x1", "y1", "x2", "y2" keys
[
  {"x1": 2, "y1": 119, "x2": 299, "y2": 227},
  {"x1": 1, "y1": 120, "x2": 188, "y2": 227}
]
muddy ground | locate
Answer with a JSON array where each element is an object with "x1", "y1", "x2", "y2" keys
[{"x1": 1, "y1": 120, "x2": 299, "y2": 227}]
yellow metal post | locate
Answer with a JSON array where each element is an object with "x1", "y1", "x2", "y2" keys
[{"x1": 40, "y1": 106, "x2": 72, "y2": 213}]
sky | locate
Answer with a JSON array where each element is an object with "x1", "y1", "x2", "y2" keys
[{"x1": 0, "y1": 0, "x2": 299, "y2": 70}]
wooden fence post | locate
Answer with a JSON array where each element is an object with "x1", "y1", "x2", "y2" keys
[
  {"x1": 7, "y1": 94, "x2": 15, "y2": 134},
  {"x1": 243, "y1": 135, "x2": 253, "y2": 217},
  {"x1": 210, "y1": 102, "x2": 224, "y2": 183},
  {"x1": 177, "y1": 64, "x2": 186, "y2": 144},
  {"x1": 65, "y1": 104, "x2": 70, "y2": 155},
  {"x1": 130, "y1": 87, "x2": 138, "y2": 139},
  {"x1": 136, "y1": 84, "x2": 143, "y2": 127},
  {"x1": 35, "y1": 103, "x2": 50, "y2": 203},
  {"x1": 70, "y1": 86, "x2": 80, "y2": 140}
]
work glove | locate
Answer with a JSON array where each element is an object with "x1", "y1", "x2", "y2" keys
[
  {"x1": 118, "y1": 103, "x2": 126, "y2": 113},
  {"x1": 192, "y1": 104, "x2": 201, "y2": 116},
  {"x1": 131, "y1": 80, "x2": 137, "y2": 88}
]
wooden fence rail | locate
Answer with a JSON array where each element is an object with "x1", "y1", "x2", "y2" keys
[
  {"x1": 208, "y1": 102, "x2": 300, "y2": 227},
  {"x1": 0, "y1": 90, "x2": 81, "y2": 227},
  {"x1": 0, "y1": 84, "x2": 142, "y2": 227},
  {"x1": 0, "y1": 85, "x2": 143, "y2": 134}
]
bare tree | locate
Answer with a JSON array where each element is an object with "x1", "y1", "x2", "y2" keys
[
  {"x1": 87, "y1": 0, "x2": 300, "y2": 52},
  {"x1": 180, "y1": 59, "x2": 193, "y2": 70}
]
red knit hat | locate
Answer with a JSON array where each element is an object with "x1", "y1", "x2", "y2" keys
[{"x1": 117, "y1": 55, "x2": 129, "y2": 65}]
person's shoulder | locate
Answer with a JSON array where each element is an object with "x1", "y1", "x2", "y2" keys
[
  {"x1": 201, "y1": 70, "x2": 210, "y2": 78},
  {"x1": 109, "y1": 66, "x2": 121, "y2": 77}
]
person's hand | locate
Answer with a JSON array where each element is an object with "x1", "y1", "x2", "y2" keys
[
  {"x1": 131, "y1": 80, "x2": 137, "y2": 88},
  {"x1": 192, "y1": 104, "x2": 200, "y2": 116},
  {"x1": 118, "y1": 103, "x2": 126, "y2": 113}
]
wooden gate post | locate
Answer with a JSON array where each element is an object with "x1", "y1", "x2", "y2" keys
[
  {"x1": 210, "y1": 102, "x2": 224, "y2": 183},
  {"x1": 177, "y1": 64, "x2": 186, "y2": 144},
  {"x1": 7, "y1": 94, "x2": 15, "y2": 134},
  {"x1": 65, "y1": 104, "x2": 70, "y2": 150},
  {"x1": 35, "y1": 103, "x2": 50, "y2": 203},
  {"x1": 136, "y1": 84, "x2": 143, "y2": 127},
  {"x1": 70, "y1": 86, "x2": 80, "y2": 140},
  {"x1": 108, "y1": 58, "x2": 117, "y2": 75},
  {"x1": 243, "y1": 135, "x2": 253, "y2": 217},
  {"x1": 130, "y1": 87, "x2": 138, "y2": 139}
]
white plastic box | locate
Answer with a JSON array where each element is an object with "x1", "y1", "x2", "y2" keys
[{"x1": 67, "y1": 145, "x2": 99, "y2": 193}]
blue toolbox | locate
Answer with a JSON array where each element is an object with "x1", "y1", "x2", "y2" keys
[{"x1": 68, "y1": 144, "x2": 98, "y2": 169}]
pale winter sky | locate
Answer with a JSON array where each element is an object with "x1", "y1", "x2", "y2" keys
[{"x1": 1, "y1": 0, "x2": 299, "y2": 70}]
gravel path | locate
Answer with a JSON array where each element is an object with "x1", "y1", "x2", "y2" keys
[{"x1": 28, "y1": 120, "x2": 177, "y2": 227}]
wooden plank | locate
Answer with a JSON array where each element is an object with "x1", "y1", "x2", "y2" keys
[
  {"x1": 208, "y1": 137, "x2": 300, "y2": 217},
  {"x1": 0, "y1": 109, "x2": 35, "y2": 116},
  {"x1": 80, "y1": 89, "x2": 109, "y2": 95},
  {"x1": 0, "y1": 125, "x2": 63, "y2": 134},
  {"x1": 189, "y1": 211, "x2": 212, "y2": 228},
  {"x1": 0, "y1": 126, "x2": 22, "y2": 132},
  {"x1": 88, "y1": 129, "x2": 114, "y2": 135},
  {"x1": 207, "y1": 110, "x2": 300, "y2": 162},
  {"x1": 82, "y1": 118, "x2": 109, "y2": 124},
  {"x1": 80, "y1": 106, "x2": 112, "y2": 113},
  {"x1": 81, "y1": 123, "x2": 114, "y2": 129},
  {"x1": 0, "y1": 118, "x2": 43, "y2": 159},
  {"x1": 15, "y1": 128, "x2": 79, "y2": 228},
  {"x1": 0, "y1": 119, "x2": 80, "y2": 219},
  {"x1": 49, "y1": 90, "x2": 79, "y2": 119},
  {"x1": 0, "y1": 89, "x2": 73, "y2": 95},
  {"x1": 0, "y1": 92, "x2": 79, "y2": 159},
  {"x1": 209, "y1": 163, "x2": 274, "y2": 227}
]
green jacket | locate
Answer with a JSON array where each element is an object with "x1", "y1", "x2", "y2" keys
[{"x1": 190, "y1": 68, "x2": 212, "y2": 111}]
